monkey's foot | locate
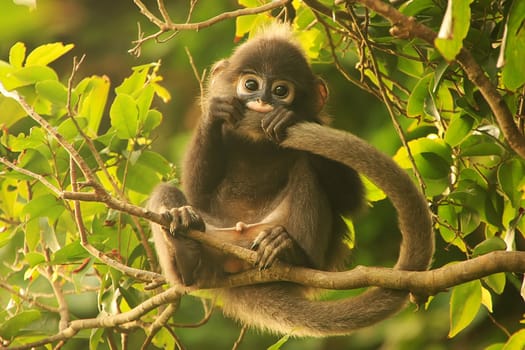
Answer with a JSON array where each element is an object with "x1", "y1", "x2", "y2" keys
[
  {"x1": 251, "y1": 225, "x2": 294, "y2": 270},
  {"x1": 161, "y1": 206, "x2": 205, "y2": 236}
]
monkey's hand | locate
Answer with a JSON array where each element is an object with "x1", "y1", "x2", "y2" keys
[
  {"x1": 251, "y1": 225, "x2": 305, "y2": 269},
  {"x1": 208, "y1": 96, "x2": 245, "y2": 127},
  {"x1": 261, "y1": 106, "x2": 297, "y2": 143},
  {"x1": 161, "y1": 205, "x2": 206, "y2": 236}
]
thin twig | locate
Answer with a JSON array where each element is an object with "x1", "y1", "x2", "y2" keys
[
  {"x1": 130, "y1": 0, "x2": 289, "y2": 53},
  {"x1": 232, "y1": 325, "x2": 248, "y2": 350}
]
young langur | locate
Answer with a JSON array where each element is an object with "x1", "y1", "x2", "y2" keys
[{"x1": 148, "y1": 24, "x2": 434, "y2": 336}]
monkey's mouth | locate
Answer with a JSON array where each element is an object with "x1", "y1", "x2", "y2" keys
[{"x1": 246, "y1": 100, "x2": 274, "y2": 113}]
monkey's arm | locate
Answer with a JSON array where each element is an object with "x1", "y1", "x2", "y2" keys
[{"x1": 182, "y1": 98, "x2": 244, "y2": 209}]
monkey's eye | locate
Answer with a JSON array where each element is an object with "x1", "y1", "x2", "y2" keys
[
  {"x1": 237, "y1": 74, "x2": 263, "y2": 96},
  {"x1": 245, "y1": 79, "x2": 259, "y2": 91},
  {"x1": 273, "y1": 85, "x2": 289, "y2": 97},
  {"x1": 271, "y1": 80, "x2": 295, "y2": 104}
]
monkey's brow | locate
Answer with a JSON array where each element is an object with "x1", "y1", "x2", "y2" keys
[{"x1": 239, "y1": 69, "x2": 299, "y2": 85}]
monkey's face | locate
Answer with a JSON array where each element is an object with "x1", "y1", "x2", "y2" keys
[{"x1": 236, "y1": 72, "x2": 296, "y2": 113}]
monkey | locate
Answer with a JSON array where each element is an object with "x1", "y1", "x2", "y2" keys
[{"x1": 148, "y1": 24, "x2": 434, "y2": 337}]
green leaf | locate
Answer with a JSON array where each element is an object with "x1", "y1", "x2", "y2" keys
[
  {"x1": 9, "y1": 127, "x2": 46, "y2": 152},
  {"x1": 449, "y1": 280, "x2": 481, "y2": 337},
  {"x1": 22, "y1": 194, "x2": 64, "y2": 222},
  {"x1": 110, "y1": 93, "x2": 138, "y2": 139},
  {"x1": 9, "y1": 42, "x2": 26, "y2": 68},
  {"x1": 3, "y1": 66, "x2": 58, "y2": 90},
  {"x1": 435, "y1": 0, "x2": 474, "y2": 61},
  {"x1": 90, "y1": 327, "x2": 105, "y2": 350},
  {"x1": 445, "y1": 114, "x2": 474, "y2": 147},
  {"x1": 0, "y1": 310, "x2": 41, "y2": 339},
  {"x1": 52, "y1": 241, "x2": 89, "y2": 264},
  {"x1": 499, "y1": 0, "x2": 525, "y2": 90},
  {"x1": 17, "y1": 149, "x2": 52, "y2": 175},
  {"x1": 142, "y1": 109, "x2": 163, "y2": 134},
  {"x1": 24, "y1": 252, "x2": 45, "y2": 267},
  {"x1": 25, "y1": 42, "x2": 74, "y2": 67},
  {"x1": 151, "y1": 328, "x2": 176, "y2": 350},
  {"x1": 438, "y1": 204, "x2": 467, "y2": 252},
  {"x1": 407, "y1": 74, "x2": 432, "y2": 117},
  {"x1": 498, "y1": 159, "x2": 525, "y2": 207},
  {"x1": 503, "y1": 329, "x2": 525, "y2": 350},
  {"x1": 0, "y1": 95, "x2": 26, "y2": 127},
  {"x1": 362, "y1": 175, "x2": 386, "y2": 202},
  {"x1": 460, "y1": 134, "x2": 505, "y2": 157},
  {"x1": 57, "y1": 117, "x2": 88, "y2": 141},
  {"x1": 483, "y1": 272, "x2": 506, "y2": 295},
  {"x1": 472, "y1": 237, "x2": 507, "y2": 257},
  {"x1": 76, "y1": 75, "x2": 110, "y2": 136},
  {"x1": 115, "y1": 67, "x2": 148, "y2": 96},
  {"x1": 117, "y1": 151, "x2": 169, "y2": 194},
  {"x1": 35, "y1": 80, "x2": 68, "y2": 106}
]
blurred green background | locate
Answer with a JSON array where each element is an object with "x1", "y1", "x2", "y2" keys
[{"x1": 1, "y1": 1, "x2": 520, "y2": 349}]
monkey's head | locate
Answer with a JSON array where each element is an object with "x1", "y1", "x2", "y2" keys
[{"x1": 209, "y1": 24, "x2": 328, "y2": 139}]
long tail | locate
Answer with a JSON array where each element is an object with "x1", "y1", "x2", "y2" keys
[{"x1": 224, "y1": 123, "x2": 434, "y2": 337}]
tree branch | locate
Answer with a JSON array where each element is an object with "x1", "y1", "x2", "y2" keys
[
  {"x1": 130, "y1": 0, "x2": 290, "y2": 54},
  {"x1": 347, "y1": 0, "x2": 525, "y2": 159},
  {"x1": 3, "y1": 287, "x2": 184, "y2": 350}
]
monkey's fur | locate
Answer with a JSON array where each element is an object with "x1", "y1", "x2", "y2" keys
[{"x1": 148, "y1": 24, "x2": 434, "y2": 337}]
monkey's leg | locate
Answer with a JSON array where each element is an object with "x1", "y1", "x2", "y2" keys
[{"x1": 148, "y1": 183, "x2": 205, "y2": 285}]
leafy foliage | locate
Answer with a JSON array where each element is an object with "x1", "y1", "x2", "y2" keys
[{"x1": 0, "y1": 0, "x2": 524, "y2": 349}]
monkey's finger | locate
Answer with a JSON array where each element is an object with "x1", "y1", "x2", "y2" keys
[
  {"x1": 251, "y1": 227, "x2": 281, "y2": 251},
  {"x1": 262, "y1": 239, "x2": 293, "y2": 269},
  {"x1": 271, "y1": 112, "x2": 295, "y2": 143},
  {"x1": 262, "y1": 108, "x2": 294, "y2": 143},
  {"x1": 257, "y1": 232, "x2": 291, "y2": 269},
  {"x1": 167, "y1": 208, "x2": 182, "y2": 235}
]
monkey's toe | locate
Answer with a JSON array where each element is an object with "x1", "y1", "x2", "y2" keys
[
  {"x1": 163, "y1": 206, "x2": 205, "y2": 236},
  {"x1": 252, "y1": 226, "x2": 294, "y2": 269}
]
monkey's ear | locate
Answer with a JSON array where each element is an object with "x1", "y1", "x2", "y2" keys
[
  {"x1": 211, "y1": 59, "x2": 229, "y2": 77},
  {"x1": 209, "y1": 59, "x2": 230, "y2": 87},
  {"x1": 315, "y1": 78, "x2": 329, "y2": 113}
]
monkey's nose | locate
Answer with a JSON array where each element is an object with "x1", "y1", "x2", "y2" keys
[{"x1": 246, "y1": 99, "x2": 274, "y2": 113}]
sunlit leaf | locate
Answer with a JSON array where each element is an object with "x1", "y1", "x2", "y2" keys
[
  {"x1": 499, "y1": 0, "x2": 525, "y2": 90},
  {"x1": 76, "y1": 75, "x2": 110, "y2": 136},
  {"x1": 498, "y1": 159, "x2": 525, "y2": 207},
  {"x1": 445, "y1": 114, "x2": 474, "y2": 147},
  {"x1": 9, "y1": 42, "x2": 26, "y2": 68},
  {"x1": 0, "y1": 310, "x2": 41, "y2": 339},
  {"x1": 35, "y1": 80, "x2": 68, "y2": 107},
  {"x1": 483, "y1": 272, "x2": 506, "y2": 295},
  {"x1": 481, "y1": 286, "x2": 493, "y2": 312},
  {"x1": 25, "y1": 42, "x2": 74, "y2": 67},
  {"x1": 52, "y1": 241, "x2": 89, "y2": 264},
  {"x1": 4, "y1": 66, "x2": 58, "y2": 90},
  {"x1": 142, "y1": 109, "x2": 162, "y2": 134},
  {"x1": 503, "y1": 329, "x2": 525, "y2": 350},
  {"x1": 435, "y1": 0, "x2": 474, "y2": 61},
  {"x1": 449, "y1": 280, "x2": 481, "y2": 337},
  {"x1": 110, "y1": 93, "x2": 138, "y2": 139},
  {"x1": 472, "y1": 237, "x2": 506, "y2": 257}
]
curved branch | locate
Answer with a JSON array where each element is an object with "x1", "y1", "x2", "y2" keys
[{"x1": 217, "y1": 251, "x2": 525, "y2": 296}]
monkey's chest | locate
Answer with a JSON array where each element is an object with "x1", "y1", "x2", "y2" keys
[{"x1": 212, "y1": 172, "x2": 287, "y2": 224}]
